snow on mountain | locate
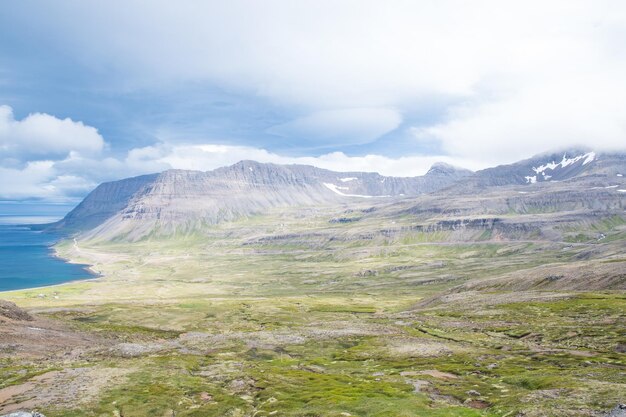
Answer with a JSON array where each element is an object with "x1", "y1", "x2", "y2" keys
[
  {"x1": 464, "y1": 149, "x2": 626, "y2": 188},
  {"x1": 323, "y1": 183, "x2": 380, "y2": 198},
  {"x1": 525, "y1": 151, "x2": 596, "y2": 184},
  {"x1": 535, "y1": 152, "x2": 595, "y2": 173}
]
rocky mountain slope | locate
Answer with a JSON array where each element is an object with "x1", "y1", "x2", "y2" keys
[
  {"x1": 471, "y1": 149, "x2": 625, "y2": 187},
  {"x1": 49, "y1": 160, "x2": 471, "y2": 240},
  {"x1": 47, "y1": 150, "x2": 625, "y2": 241},
  {"x1": 51, "y1": 173, "x2": 158, "y2": 232}
]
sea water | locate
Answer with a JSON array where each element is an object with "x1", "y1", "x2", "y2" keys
[{"x1": 0, "y1": 215, "x2": 95, "y2": 292}]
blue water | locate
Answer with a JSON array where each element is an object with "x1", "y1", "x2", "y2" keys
[{"x1": 0, "y1": 216, "x2": 95, "y2": 292}]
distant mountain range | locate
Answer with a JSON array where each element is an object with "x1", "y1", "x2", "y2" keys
[{"x1": 47, "y1": 149, "x2": 625, "y2": 241}]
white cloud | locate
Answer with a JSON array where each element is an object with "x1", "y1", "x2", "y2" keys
[
  {"x1": 2, "y1": 1, "x2": 626, "y2": 201},
  {"x1": 0, "y1": 106, "x2": 109, "y2": 201},
  {"x1": 143, "y1": 143, "x2": 480, "y2": 176},
  {"x1": 0, "y1": 105, "x2": 104, "y2": 161},
  {"x1": 0, "y1": 160, "x2": 59, "y2": 200},
  {"x1": 415, "y1": 68, "x2": 626, "y2": 166},
  {"x1": 267, "y1": 108, "x2": 401, "y2": 146},
  {"x1": 9, "y1": 0, "x2": 625, "y2": 154},
  {"x1": 0, "y1": 140, "x2": 480, "y2": 201},
  {"x1": 0, "y1": 150, "x2": 166, "y2": 202}
]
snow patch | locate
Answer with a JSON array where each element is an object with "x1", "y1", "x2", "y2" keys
[
  {"x1": 525, "y1": 176, "x2": 537, "y2": 184},
  {"x1": 605, "y1": 185, "x2": 619, "y2": 188},
  {"x1": 323, "y1": 183, "x2": 385, "y2": 198},
  {"x1": 339, "y1": 177, "x2": 357, "y2": 182},
  {"x1": 533, "y1": 162, "x2": 558, "y2": 174},
  {"x1": 560, "y1": 154, "x2": 576, "y2": 167},
  {"x1": 618, "y1": 189, "x2": 626, "y2": 193},
  {"x1": 617, "y1": 174, "x2": 623, "y2": 177},
  {"x1": 532, "y1": 151, "x2": 595, "y2": 176},
  {"x1": 583, "y1": 151, "x2": 596, "y2": 165}
]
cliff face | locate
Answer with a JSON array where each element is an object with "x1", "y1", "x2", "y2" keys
[
  {"x1": 52, "y1": 160, "x2": 472, "y2": 240},
  {"x1": 50, "y1": 174, "x2": 158, "y2": 232},
  {"x1": 49, "y1": 151, "x2": 625, "y2": 241}
]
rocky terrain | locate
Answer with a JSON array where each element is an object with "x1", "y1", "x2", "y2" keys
[{"x1": 0, "y1": 301, "x2": 32, "y2": 322}]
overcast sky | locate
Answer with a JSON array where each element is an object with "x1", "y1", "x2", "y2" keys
[{"x1": 1, "y1": 0, "x2": 625, "y2": 203}]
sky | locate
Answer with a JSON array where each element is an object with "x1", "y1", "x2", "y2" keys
[{"x1": 1, "y1": 0, "x2": 625, "y2": 205}]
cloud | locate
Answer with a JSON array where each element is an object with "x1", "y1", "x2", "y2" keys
[
  {"x1": 1, "y1": 2, "x2": 626, "y2": 202},
  {"x1": 142, "y1": 143, "x2": 481, "y2": 177},
  {"x1": 267, "y1": 108, "x2": 401, "y2": 146},
  {"x1": 0, "y1": 106, "x2": 110, "y2": 201},
  {"x1": 414, "y1": 64, "x2": 626, "y2": 166},
  {"x1": 0, "y1": 160, "x2": 61, "y2": 200},
  {"x1": 4, "y1": 1, "x2": 626, "y2": 152},
  {"x1": 0, "y1": 138, "x2": 482, "y2": 202},
  {"x1": 0, "y1": 105, "x2": 105, "y2": 162}
]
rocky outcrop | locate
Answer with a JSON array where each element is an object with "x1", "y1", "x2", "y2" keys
[
  {"x1": 606, "y1": 404, "x2": 626, "y2": 417},
  {"x1": 0, "y1": 300, "x2": 33, "y2": 321}
]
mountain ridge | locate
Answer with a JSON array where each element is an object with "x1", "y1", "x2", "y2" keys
[
  {"x1": 47, "y1": 149, "x2": 625, "y2": 241},
  {"x1": 50, "y1": 159, "x2": 473, "y2": 240}
]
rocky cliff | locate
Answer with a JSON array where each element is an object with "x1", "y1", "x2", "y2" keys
[
  {"x1": 51, "y1": 160, "x2": 472, "y2": 240},
  {"x1": 47, "y1": 150, "x2": 625, "y2": 241}
]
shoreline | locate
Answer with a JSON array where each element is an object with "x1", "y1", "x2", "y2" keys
[
  {"x1": 0, "y1": 276, "x2": 102, "y2": 295},
  {"x1": 0, "y1": 228, "x2": 102, "y2": 294},
  {"x1": 49, "y1": 240, "x2": 102, "y2": 278}
]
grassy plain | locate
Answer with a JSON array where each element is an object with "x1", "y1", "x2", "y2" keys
[{"x1": 1, "y1": 205, "x2": 625, "y2": 416}]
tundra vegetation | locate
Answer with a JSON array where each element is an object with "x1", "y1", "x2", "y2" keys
[{"x1": 1, "y1": 200, "x2": 624, "y2": 417}]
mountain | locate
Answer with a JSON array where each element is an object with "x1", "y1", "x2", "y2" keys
[
  {"x1": 52, "y1": 173, "x2": 158, "y2": 232},
  {"x1": 47, "y1": 150, "x2": 625, "y2": 241},
  {"x1": 49, "y1": 160, "x2": 472, "y2": 240},
  {"x1": 394, "y1": 150, "x2": 625, "y2": 220},
  {"x1": 473, "y1": 149, "x2": 624, "y2": 186}
]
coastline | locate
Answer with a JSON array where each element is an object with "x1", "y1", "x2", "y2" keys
[
  {"x1": 50, "y1": 240, "x2": 102, "y2": 278},
  {"x1": 0, "y1": 224, "x2": 102, "y2": 294},
  {"x1": 0, "y1": 276, "x2": 102, "y2": 295}
]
